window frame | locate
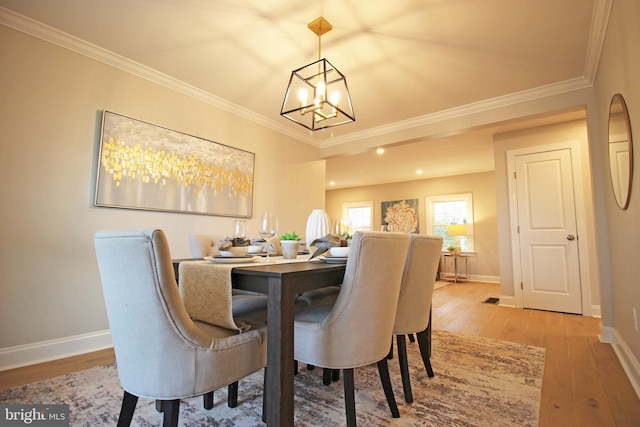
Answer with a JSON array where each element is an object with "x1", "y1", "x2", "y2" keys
[
  {"x1": 426, "y1": 193, "x2": 475, "y2": 252},
  {"x1": 342, "y1": 201, "x2": 374, "y2": 232}
]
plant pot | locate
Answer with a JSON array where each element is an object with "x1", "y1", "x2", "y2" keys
[{"x1": 281, "y1": 240, "x2": 300, "y2": 259}]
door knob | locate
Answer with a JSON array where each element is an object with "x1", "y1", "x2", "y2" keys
[{"x1": 567, "y1": 234, "x2": 575, "y2": 241}]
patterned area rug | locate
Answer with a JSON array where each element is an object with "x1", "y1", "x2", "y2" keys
[{"x1": 0, "y1": 331, "x2": 545, "y2": 426}]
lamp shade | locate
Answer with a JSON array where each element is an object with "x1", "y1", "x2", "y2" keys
[{"x1": 448, "y1": 224, "x2": 467, "y2": 237}]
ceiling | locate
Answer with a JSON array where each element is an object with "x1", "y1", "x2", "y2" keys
[{"x1": 0, "y1": 0, "x2": 603, "y2": 188}]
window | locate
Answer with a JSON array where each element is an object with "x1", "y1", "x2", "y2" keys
[
  {"x1": 342, "y1": 201, "x2": 373, "y2": 233},
  {"x1": 426, "y1": 193, "x2": 474, "y2": 251}
]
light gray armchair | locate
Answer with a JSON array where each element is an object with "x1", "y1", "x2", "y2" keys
[
  {"x1": 293, "y1": 231, "x2": 410, "y2": 427},
  {"x1": 391, "y1": 234, "x2": 443, "y2": 403},
  {"x1": 94, "y1": 229, "x2": 267, "y2": 427}
]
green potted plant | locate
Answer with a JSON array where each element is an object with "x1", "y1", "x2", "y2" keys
[{"x1": 280, "y1": 231, "x2": 302, "y2": 259}]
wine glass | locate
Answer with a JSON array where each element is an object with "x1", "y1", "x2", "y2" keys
[
  {"x1": 233, "y1": 220, "x2": 248, "y2": 241},
  {"x1": 332, "y1": 218, "x2": 347, "y2": 238},
  {"x1": 259, "y1": 212, "x2": 279, "y2": 262}
]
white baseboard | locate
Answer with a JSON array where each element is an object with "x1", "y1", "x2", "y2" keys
[
  {"x1": 469, "y1": 274, "x2": 500, "y2": 283},
  {"x1": 601, "y1": 325, "x2": 640, "y2": 400},
  {"x1": 498, "y1": 294, "x2": 517, "y2": 307},
  {"x1": 0, "y1": 330, "x2": 113, "y2": 371}
]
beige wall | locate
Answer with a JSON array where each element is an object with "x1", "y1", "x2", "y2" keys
[
  {"x1": 593, "y1": 0, "x2": 640, "y2": 368},
  {"x1": 0, "y1": 26, "x2": 325, "y2": 366},
  {"x1": 326, "y1": 171, "x2": 500, "y2": 282}
]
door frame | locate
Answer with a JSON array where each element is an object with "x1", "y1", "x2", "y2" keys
[{"x1": 506, "y1": 140, "x2": 595, "y2": 315}]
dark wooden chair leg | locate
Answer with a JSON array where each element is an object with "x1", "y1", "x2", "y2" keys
[
  {"x1": 343, "y1": 368, "x2": 357, "y2": 427},
  {"x1": 307, "y1": 363, "x2": 315, "y2": 370},
  {"x1": 377, "y1": 358, "x2": 400, "y2": 418},
  {"x1": 155, "y1": 399, "x2": 163, "y2": 412},
  {"x1": 331, "y1": 369, "x2": 340, "y2": 381},
  {"x1": 203, "y1": 391, "x2": 214, "y2": 410},
  {"x1": 227, "y1": 381, "x2": 239, "y2": 407},
  {"x1": 262, "y1": 367, "x2": 267, "y2": 423},
  {"x1": 294, "y1": 360, "x2": 299, "y2": 375},
  {"x1": 323, "y1": 368, "x2": 333, "y2": 385},
  {"x1": 397, "y1": 335, "x2": 413, "y2": 403},
  {"x1": 117, "y1": 391, "x2": 138, "y2": 427},
  {"x1": 408, "y1": 333, "x2": 415, "y2": 343},
  {"x1": 162, "y1": 399, "x2": 180, "y2": 427},
  {"x1": 416, "y1": 328, "x2": 434, "y2": 377}
]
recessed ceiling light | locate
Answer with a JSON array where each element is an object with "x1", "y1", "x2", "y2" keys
[
  {"x1": 329, "y1": 181, "x2": 336, "y2": 186},
  {"x1": 376, "y1": 148, "x2": 384, "y2": 154},
  {"x1": 417, "y1": 169, "x2": 423, "y2": 175}
]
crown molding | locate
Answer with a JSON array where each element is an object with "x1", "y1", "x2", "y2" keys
[
  {"x1": 0, "y1": 7, "x2": 320, "y2": 148},
  {"x1": 1, "y1": 3, "x2": 609, "y2": 150},
  {"x1": 583, "y1": 0, "x2": 613, "y2": 83},
  {"x1": 320, "y1": 76, "x2": 594, "y2": 147}
]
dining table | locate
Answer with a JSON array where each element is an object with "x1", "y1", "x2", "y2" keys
[{"x1": 173, "y1": 256, "x2": 346, "y2": 426}]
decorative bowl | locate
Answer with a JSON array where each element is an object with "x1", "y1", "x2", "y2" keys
[
  {"x1": 219, "y1": 246, "x2": 249, "y2": 257},
  {"x1": 329, "y1": 247, "x2": 350, "y2": 257},
  {"x1": 248, "y1": 245, "x2": 264, "y2": 254}
]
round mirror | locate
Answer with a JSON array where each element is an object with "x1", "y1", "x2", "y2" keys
[{"x1": 608, "y1": 94, "x2": 634, "y2": 209}]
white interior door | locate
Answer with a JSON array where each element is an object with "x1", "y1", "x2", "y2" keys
[{"x1": 514, "y1": 148, "x2": 582, "y2": 314}]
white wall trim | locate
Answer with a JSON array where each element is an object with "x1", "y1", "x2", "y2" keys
[
  {"x1": 469, "y1": 274, "x2": 500, "y2": 284},
  {"x1": 601, "y1": 326, "x2": 640, "y2": 400},
  {"x1": 498, "y1": 295, "x2": 517, "y2": 308},
  {"x1": 0, "y1": 330, "x2": 113, "y2": 372}
]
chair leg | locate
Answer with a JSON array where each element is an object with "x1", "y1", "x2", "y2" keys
[
  {"x1": 294, "y1": 360, "x2": 299, "y2": 375},
  {"x1": 203, "y1": 391, "x2": 214, "y2": 410},
  {"x1": 228, "y1": 381, "x2": 239, "y2": 407},
  {"x1": 262, "y1": 367, "x2": 267, "y2": 423},
  {"x1": 408, "y1": 333, "x2": 416, "y2": 343},
  {"x1": 155, "y1": 399, "x2": 163, "y2": 412},
  {"x1": 331, "y1": 369, "x2": 340, "y2": 381},
  {"x1": 162, "y1": 399, "x2": 180, "y2": 427},
  {"x1": 323, "y1": 368, "x2": 333, "y2": 385},
  {"x1": 416, "y1": 328, "x2": 435, "y2": 377},
  {"x1": 377, "y1": 358, "x2": 400, "y2": 418},
  {"x1": 397, "y1": 335, "x2": 413, "y2": 403},
  {"x1": 343, "y1": 368, "x2": 357, "y2": 427},
  {"x1": 117, "y1": 391, "x2": 138, "y2": 427}
]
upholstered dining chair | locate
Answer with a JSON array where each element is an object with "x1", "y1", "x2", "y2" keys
[
  {"x1": 94, "y1": 229, "x2": 267, "y2": 427},
  {"x1": 293, "y1": 231, "x2": 410, "y2": 427},
  {"x1": 390, "y1": 234, "x2": 443, "y2": 404}
]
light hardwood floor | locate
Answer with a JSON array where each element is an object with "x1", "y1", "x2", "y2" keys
[{"x1": 1, "y1": 282, "x2": 639, "y2": 426}]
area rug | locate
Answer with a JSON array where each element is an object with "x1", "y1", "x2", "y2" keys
[{"x1": 0, "y1": 331, "x2": 545, "y2": 426}]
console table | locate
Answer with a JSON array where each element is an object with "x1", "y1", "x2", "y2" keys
[{"x1": 441, "y1": 253, "x2": 473, "y2": 282}]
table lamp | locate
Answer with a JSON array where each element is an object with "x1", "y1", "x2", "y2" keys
[{"x1": 448, "y1": 224, "x2": 467, "y2": 255}]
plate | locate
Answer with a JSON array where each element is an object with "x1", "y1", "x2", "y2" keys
[
  {"x1": 321, "y1": 256, "x2": 348, "y2": 264},
  {"x1": 204, "y1": 256, "x2": 257, "y2": 264}
]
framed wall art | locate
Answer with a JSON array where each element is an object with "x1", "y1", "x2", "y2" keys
[
  {"x1": 381, "y1": 199, "x2": 419, "y2": 233},
  {"x1": 95, "y1": 111, "x2": 254, "y2": 217}
]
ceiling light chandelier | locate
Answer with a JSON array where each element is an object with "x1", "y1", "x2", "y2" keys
[{"x1": 280, "y1": 17, "x2": 355, "y2": 131}]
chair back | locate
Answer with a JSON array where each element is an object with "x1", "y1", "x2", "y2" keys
[
  {"x1": 94, "y1": 229, "x2": 217, "y2": 397},
  {"x1": 308, "y1": 231, "x2": 409, "y2": 367},
  {"x1": 393, "y1": 235, "x2": 443, "y2": 335}
]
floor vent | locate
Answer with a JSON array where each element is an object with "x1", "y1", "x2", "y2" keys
[{"x1": 483, "y1": 297, "x2": 500, "y2": 304}]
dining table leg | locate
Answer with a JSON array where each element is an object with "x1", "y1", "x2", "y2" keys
[{"x1": 265, "y1": 275, "x2": 296, "y2": 426}]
